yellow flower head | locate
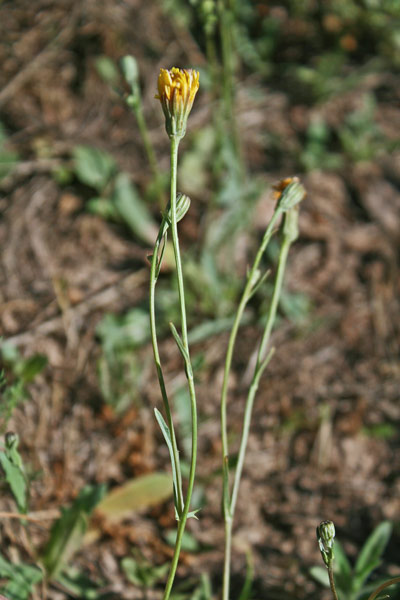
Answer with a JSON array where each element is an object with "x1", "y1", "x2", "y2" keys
[{"x1": 156, "y1": 68, "x2": 200, "y2": 138}]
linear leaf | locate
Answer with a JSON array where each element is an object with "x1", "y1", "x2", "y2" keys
[
  {"x1": 0, "y1": 554, "x2": 43, "y2": 600},
  {"x1": 0, "y1": 452, "x2": 27, "y2": 513},
  {"x1": 42, "y1": 485, "x2": 106, "y2": 579},
  {"x1": 355, "y1": 521, "x2": 392, "y2": 578},
  {"x1": 154, "y1": 408, "x2": 181, "y2": 516}
]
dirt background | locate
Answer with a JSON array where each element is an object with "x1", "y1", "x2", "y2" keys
[{"x1": 0, "y1": 1, "x2": 399, "y2": 599}]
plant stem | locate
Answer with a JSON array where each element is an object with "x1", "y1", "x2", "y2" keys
[
  {"x1": 149, "y1": 234, "x2": 184, "y2": 516},
  {"x1": 222, "y1": 219, "x2": 293, "y2": 600},
  {"x1": 367, "y1": 576, "x2": 400, "y2": 600},
  {"x1": 162, "y1": 135, "x2": 198, "y2": 600},
  {"x1": 220, "y1": 206, "x2": 282, "y2": 461},
  {"x1": 328, "y1": 564, "x2": 339, "y2": 600}
]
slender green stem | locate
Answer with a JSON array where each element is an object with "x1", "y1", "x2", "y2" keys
[
  {"x1": 328, "y1": 565, "x2": 339, "y2": 600},
  {"x1": 162, "y1": 135, "x2": 198, "y2": 600},
  {"x1": 223, "y1": 515, "x2": 233, "y2": 600},
  {"x1": 149, "y1": 235, "x2": 184, "y2": 516},
  {"x1": 229, "y1": 348, "x2": 274, "y2": 516},
  {"x1": 255, "y1": 236, "x2": 291, "y2": 369},
  {"x1": 220, "y1": 206, "x2": 282, "y2": 460},
  {"x1": 222, "y1": 222, "x2": 293, "y2": 600}
]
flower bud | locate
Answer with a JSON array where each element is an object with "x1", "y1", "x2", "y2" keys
[
  {"x1": 274, "y1": 177, "x2": 306, "y2": 211},
  {"x1": 318, "y1": 520, "x2": 335, "y2": 548},
  {"x1": 120, "y1": 55, "x2": 139, "y2": 88},
  {"x1": 5, "y1": 431, "x2": 19, "y2": 451},
  {"x1": 156, "y1": 68, "x2": 200, "y2": 139},
  {"x1": 317, "y1": 520, "x2": 335, "y2": 567}
]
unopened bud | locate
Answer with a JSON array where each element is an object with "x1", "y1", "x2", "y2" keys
[
  {"x1": 120, "y1": 55, "x2": 139, "y2": 88},
  {"x1": 317, "y1": 520, "x2": 335, "y2": 567},
  {"x1": 274, "y1": 177, "x2": 306, "y2": 211},
  {"x1": 5, "y1": 431, "x2": 18, "y2": 451}
]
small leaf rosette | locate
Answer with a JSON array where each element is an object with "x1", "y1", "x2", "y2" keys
[{"x1": 156, "y1": 68, "x2": 200, "y2": 139}]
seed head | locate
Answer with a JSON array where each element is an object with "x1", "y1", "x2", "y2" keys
[{"x1": 156, "y1": 68, "x2": 200, "y2": 139}]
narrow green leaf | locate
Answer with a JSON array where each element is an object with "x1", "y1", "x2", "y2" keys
[
  {"x1": 73, "y1": 146, "x2": 116, "y2": 192},
  {"x1": 334, "y1": 540, "x2": 352, "y2": 580},
  {"x1": 248, "y1": 269, "x2": 270, "y2": 300},
  {"x1": 353, "y1": 560, "x2": 381, "y2": 591},
  {"x1": 355, "y1": 521, "x2": 392, "y2": 578},
  {"x1": 0, "y1": 554, "x2": 43, "y2": 600},
  {"x1": 121, "y1": 555, "x2": 168, "y2": 588},
  {"x1": 238, "y1": 551, "x2": 254, "y2": 600},
  {"x1": 169, "y1": 323, "x2": 191, "y2": 377},
  {"x1": 187, "y1": 509, "x2": 201, "y2": 520},
  {"x1": 112, "y1": 172, "x2": 157, "y2": 244},
  {"x1": 0, "y1": 452, "x2": 27, "y2": 513},
  {"x1": 309, "y1": 565, "x2": 330, "y2": 588},
  {"x1": 332, "y1": 540, "x2": 353, "y2": 594},
  {"x1": 154, "y1": 408, "x2": 181, "y2": 516},
  {"x1": 16, "y1": 354, "x2": 47, "y2": 384},
  {"x1": 56, "y1": 567, "x2": 104, "y2": 600},
  {"x1": 42, "y1": 485, "x2": 106, "y2": 579}
]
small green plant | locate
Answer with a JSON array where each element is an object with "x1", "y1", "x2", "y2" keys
[
  {"x1": 0, "y1": 432, "x2": 29, "y2": 514},
  {"x1": 96, "y1": 308, "x2": 150, "y2": 413},
  {"x1": 71, "y1": 144, "x2": 157, "y2": 245},
  {"x1": 121, "y1": 551, "x2": 169, "y2": 589},
  {"x1": 338, "y1": 93, "x2": 385, "y2": 163},
  {"x1": 313, "y1": 520, "x2": 400, "y2": 600},
  {"x1": 0, "y1": 342, "x2": 47, "y2": 432},
  {"x1": 0, "y1": 428, "x2": 107, "y2": 598}
]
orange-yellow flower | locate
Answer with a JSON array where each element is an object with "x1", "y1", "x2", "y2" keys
[{"x1": 156, "y1": 68, "x2": 200, "y2": 138}]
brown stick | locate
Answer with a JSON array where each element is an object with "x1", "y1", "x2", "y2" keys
[{"x1": 0, "y1": 509, "x2": 60, "y2": 522}]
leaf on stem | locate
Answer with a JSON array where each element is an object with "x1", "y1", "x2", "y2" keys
[
  {"x1": 169, "y1": 323, "x2": 191, "y2": 376},
  {"x1": 154, "y1": 408, "x2": 183, "y2": 519},
  {"x1": 0, "y1": 435, "x2": 28, "y2": 514}
]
